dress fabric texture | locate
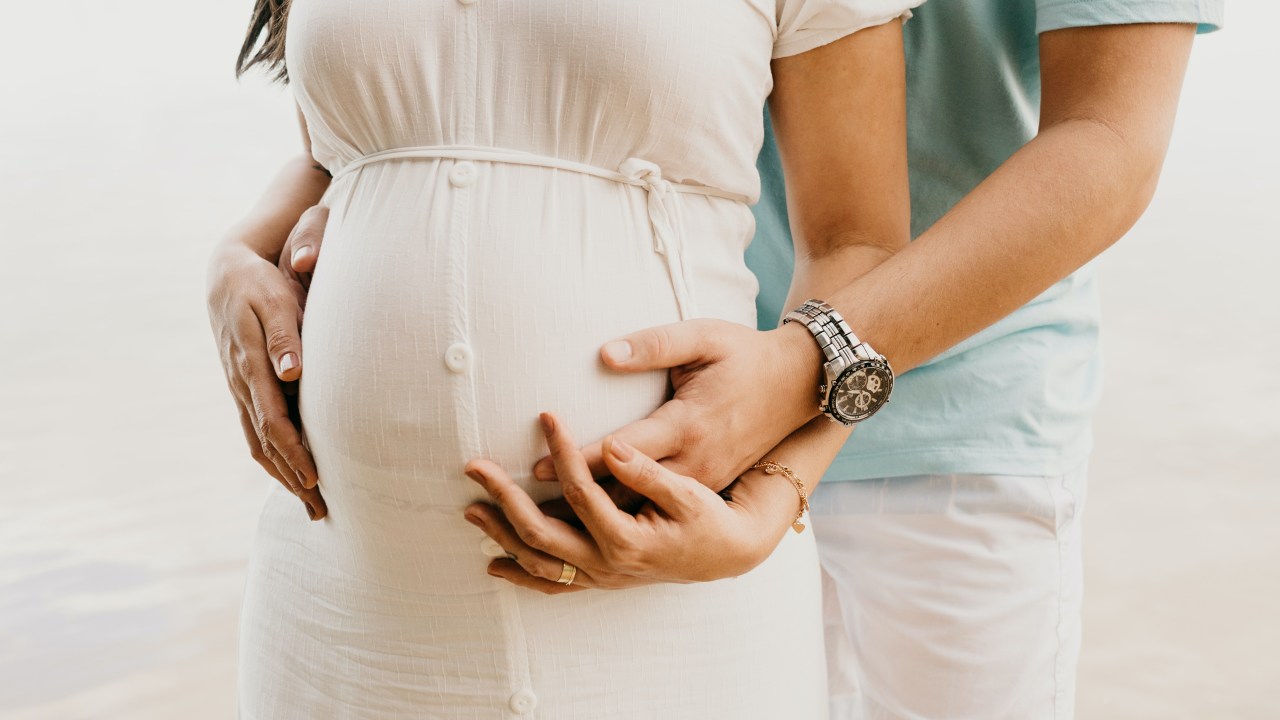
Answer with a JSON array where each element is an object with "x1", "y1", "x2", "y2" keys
[{"x1": 236, "y1": 1, "x2": 918, "y2": 717}]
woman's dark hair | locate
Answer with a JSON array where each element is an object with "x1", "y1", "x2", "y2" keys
[{"x1": 236, "y1": 0, "x2": 291, "y2": 82}]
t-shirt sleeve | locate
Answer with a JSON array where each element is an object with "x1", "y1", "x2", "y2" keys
[
  {"x1": 1035, "y1": 0, "x2": 1225, "y2": 35},
  {"x1": 773, "y1": 0, "x2": 927, "y2": 59}
]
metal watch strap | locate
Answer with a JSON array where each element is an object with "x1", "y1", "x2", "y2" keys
[{"x1": 783, "y1": 300, "x2": 868, "y2": 379}]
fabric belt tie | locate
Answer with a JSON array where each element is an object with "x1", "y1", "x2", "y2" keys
[{"x1": 333, "y1": 145, "x2": 750, "y2": 320}]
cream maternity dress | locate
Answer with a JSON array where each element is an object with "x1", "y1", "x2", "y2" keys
[{"x1": 236, "y1": 1, "x2": 918, "y2": 717}]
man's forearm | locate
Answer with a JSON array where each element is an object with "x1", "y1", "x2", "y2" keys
[
  {"x1": 815, "y1": 23, "x2": 1194, "y2": 375},
  {"x1": 222, "y1": 154, "x2": 331, "y2": 262},
  {"x1": 825, "y1": 120, "x2": 1164, "y2": 373}
]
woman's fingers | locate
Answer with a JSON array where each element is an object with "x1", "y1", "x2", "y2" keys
[
  {"x1": 539, "y1": 413, "x2": 635, "y2": 542},
  {"x1": 485, "y1": 559, "x2": 586, "y2": 595},
  {"x1": 533, "y1": 414, "x2": 682, "y2": 482},
  {"x1": 465, "y1": 504, "x2": 594, "y2": 588},
  {"x1": 601, "y1": 435, "x2": 699, "y2": 518},
  {"x1": 464, "y1": 458, "x2": 601, "y2": 567}
]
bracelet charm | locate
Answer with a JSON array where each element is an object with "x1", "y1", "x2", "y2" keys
[{"x1": 751, "y1": 460, "x2": 810, "y2": 534}]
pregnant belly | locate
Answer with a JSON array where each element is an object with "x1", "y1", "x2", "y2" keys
[{"x1": 294, "y1": 162, "x2": 756, "y2": 592}]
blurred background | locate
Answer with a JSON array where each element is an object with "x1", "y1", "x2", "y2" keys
[{"x1": 1, "y1": 3, "x2": 1276, "y2": 718}]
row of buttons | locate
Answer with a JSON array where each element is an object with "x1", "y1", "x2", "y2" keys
[{"x1": 443, "y1": 161, "x2": 477, "y2": 373}]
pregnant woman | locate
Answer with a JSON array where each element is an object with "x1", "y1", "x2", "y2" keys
[{"x1": 223, "y1": 0, "x2": 916, "y2": 716}]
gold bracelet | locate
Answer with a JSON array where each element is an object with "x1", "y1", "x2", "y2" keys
[{"x1": 750, "y1": 460, "x2": 810, "y2": 534}]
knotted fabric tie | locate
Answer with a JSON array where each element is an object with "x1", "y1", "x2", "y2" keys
[{"x1": 332, "y1": 145, "x2": 750, "y2": 320}]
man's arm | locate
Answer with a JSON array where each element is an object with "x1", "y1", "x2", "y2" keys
[
  {"x1": 820, "y1": 23, "x2": 1197, "y2": 374},
  {"x1": 206, "y1": 107, "x2": 331, "y2": 518},
  {"x1": 543, "y1": 22, "x2": 1199, "y2": 491}
]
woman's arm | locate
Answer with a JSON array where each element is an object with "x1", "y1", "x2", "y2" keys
[
  {"x1": 205, "y1": 107, "x2": 331, "y2": 518},
  {"x1": 464, "y1": 20, "x2": 912, "y2": 590}
]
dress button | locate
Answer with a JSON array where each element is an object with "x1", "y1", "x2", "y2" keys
[
  {"x1": 444, "y1": 343, "x2": 473, "y2": 374},
  {"x1": 480, "y1": 537, "x2": 507, "y2": 558},
  {"x1": 508, "y1": 688, "x2": 537, "y2": 714},
  {"x1": 449, "y1": 161, "x2": 477, "y2": 188}
]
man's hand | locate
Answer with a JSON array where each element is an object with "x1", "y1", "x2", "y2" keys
[
  {"x1": 205, "y1": 204, "x2": 331, "y2": 520},
  {"x1": 464, "y1": 413, "x2": 797, "y2": 594},
  {"x1": 277, "y1": 204, "x2": 329, "y2": 308},
  {"x1": 531, "y1": 319, "x2": 822, "y2": 493}
]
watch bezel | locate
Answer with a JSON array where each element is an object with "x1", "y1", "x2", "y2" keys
[{"x1": 825, "y1": 357, "x2": 894, "y2": 425}]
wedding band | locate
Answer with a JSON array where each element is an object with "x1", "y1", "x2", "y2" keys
[{"x1": 556, "y1": 561, "x2": 578, "y2": 586}]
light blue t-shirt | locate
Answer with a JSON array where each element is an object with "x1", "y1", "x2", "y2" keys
[{"x1": 748, "y1": 0, "x2": 1224, "y2": 482}]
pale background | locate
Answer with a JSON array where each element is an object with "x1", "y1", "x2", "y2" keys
[{"x1": 0, "y1": 2, "x2": 1276, "y2": 718}]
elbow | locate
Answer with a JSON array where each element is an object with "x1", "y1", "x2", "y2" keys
[{"x1": 1066, "y1": 115, "x2": 1171, "y2": 237}]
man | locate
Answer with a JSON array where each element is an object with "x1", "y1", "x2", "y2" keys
[{"x1": 208, "y1": 0, "x2": 1222, "y2": 715}]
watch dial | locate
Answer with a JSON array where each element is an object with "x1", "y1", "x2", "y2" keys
[{"x1": 833, "y1": 362, "x2": 891, "y2": 422}]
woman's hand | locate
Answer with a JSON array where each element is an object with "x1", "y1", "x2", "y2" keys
[
  {"x1": 206, "y1": 234, "x2": 326, "y2": 519},
  {"x1": 464, "y1": 412, "x2": 798, "y2": 594}
]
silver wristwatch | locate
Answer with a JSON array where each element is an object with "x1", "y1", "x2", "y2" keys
[{"x1": 783, "y1": 299, "x2": 894, "y2": 426}]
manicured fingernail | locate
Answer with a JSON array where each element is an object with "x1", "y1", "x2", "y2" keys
[
  {"x1": 465, "y1": 469, "x2": 484, "y2": 484},
  {"x1": 602, "y1": 340, "x2": 632, "y2": 363},
  {"x1": 533, "y1": 461, "x2": 556, "y2": 481},
  {"x1": 291, "y1": 245, "x2": 312, "y2": 267},
  {"x1": 464, "y1": 511, "x2": 483, "y2": 528},
  {"x1": 539, "y1": 413, "x2": 554, "y2": 438},
  {"x1": 279, "y1": 352, "x2": 298, "y2": 373},
  {"x1": 305, "y1": 503, "x2": 317, "y2": 520},
  {"x1": 609, "y1": 437, "x2": 634, "y2": 462}
]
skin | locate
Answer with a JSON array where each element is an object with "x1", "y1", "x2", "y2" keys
[
  {"x1": 206, "y1": 109, "x2": 330, "y2": 519},
  {"x1": 208, "y1": 23, "x2": 1197, "y2": 587},
  {"x1": 480, "y1": 22, "x2": 1200, "y2": 590}
]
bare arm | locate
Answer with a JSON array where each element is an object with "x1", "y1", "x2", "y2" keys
[
  {"x1": 729, "y1": 17, "x2": 912, "y2": 504},
  {"x1": 205, "y1": 106, "x2": 332, "y2": 518},
  {"x1": 223, "y1": 108, "x2": 331, "y2": 263},
  {"x1": 820, "y1": 23, "x2": 1196, "y2": 373},
  {"x1": 552, "y1": 22, "x2": 1199, "y2": 496}
]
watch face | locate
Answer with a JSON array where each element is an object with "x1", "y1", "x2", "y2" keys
[{"x1": 830, "y1": 360, "x2": 893, "y2": 424}]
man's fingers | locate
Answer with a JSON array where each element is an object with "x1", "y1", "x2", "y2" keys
[
  {"x1": 539, "y1": 413, "x2": 635, "y2": 543},
  {"x1": 298, "y1": 485, "x2": 327, "y2": 521},
  {"x1": 465, "y1": 504, "x2": 594, "y2": 587},
  {"x1": 237, "y1": 391, "x2": 326, "y2": 519},
  {"x1": 464, "y1": 458, "x2": 600, "y2": 567},
  {"x1": 599, "y1": 318, "x2": 722, "y2": 372},
  {"x1": 485, "y1": 559, "x2": 586, "y2": 595},
  {"x1": 242, "y1": 347, "x2": 318, "y2": 490},
  {"x1": 253, "y1": 295, "x2": 304, "y2": 383},
  {"x1": 532, "y1": 414, "x2": 682, "y2": 482},
  {"x1": 229, "y1": 372, "x2": 298, "y2": 493},
  {"x1": 602, "y1": 435, "x2": 700, "y2": 518},
  {"x1": 288, "y1": 204, "x2": 330, "y2": 274},
  {"x1": 234, "y1": 396, "x2": 290, "y2": 487}
]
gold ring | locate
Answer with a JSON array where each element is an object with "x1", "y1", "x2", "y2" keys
[{"x1": 556, "y1": 561, "x2": 578, "y2": 586}]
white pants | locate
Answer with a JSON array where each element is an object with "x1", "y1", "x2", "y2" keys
[{"x1": 811, "y1": 466, "x2": 1088, "y2": 720}]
